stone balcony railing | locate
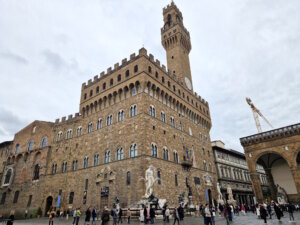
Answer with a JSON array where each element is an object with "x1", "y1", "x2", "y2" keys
[{"x1": 240, "y1": 123, "x2": 300, "y2": 147}]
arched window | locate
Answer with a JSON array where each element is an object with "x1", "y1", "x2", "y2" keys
[
  {"x1": 118, "y1": 110, "x2": 124, "y2": 122},
  {"x1": 130, "y1": 144, "x2": 138, "y2": 158},
  {"x1": 66, "y1": 129, "x2": 72, "y2": 139},
  {"x1": 96, "y1": 86, "x2": 100, "y2": 93},
  {"x1": 0, "y1": 192, "x2": 6, "y2": 205},
  {"x1": 179, "y1": 121, "x2": 183, "y2": 131},
  {"x1": 13, "y1": 190, "x2": 19, "y2": 203},
  {"x1": 209, "y1": 163, "x2": 212, "y2": 172},
  {"x1": 162, "y1": 76, "x2": 165, "y2": 83},
  {"x1": 27, "y1": 140, "x2": 34, "y2": 151},
  {"x1": 126, "y1": 171, "x2": 131, "y2": 185},
  {"x1": 131, "y1": 86, "x2": 136, "y2": 96},
  {"x1": 117, "y1": 74, "x2": 122, "y2": 82},
  {"x1": 155, "y1": 72, "x2": 158, "y2": 78},
  {"x1": 69, "y1": 192, "x2": 74, "y2": 204},
  {"x1": 175, "y1": 174, "x2": 178, "y2": 186},
  {"x1": 130, "y1": 105, "x2": 137, "y2": 117},
  {"x1": 149, "y1": 105, "x2": 156, "y2": 117},
  {"x1": 14, "y1": 144, "x2": 20, "y2": 154},
  {"x1": 170, "y1": 117, "x2": 175, "y2": 127},
  {"x1": 160, "y1": 112, "x2": 166, "y2": 122},
  {"x1": 87, "y1": 123, "x2": 93, "y2": 133},
  {"x1": 83, "y1": 157, "x2": 89, "y2": 169},
  {"x1": 173, "y1": 151, "x2": 179, "y2": 163},
  {"x1": 110, "y1": 78, "x2": 114, "y2": 86},
  {"x1": 163, "y1": 147, "x2": 168, "y2": 160},
  {"x1": 106, "y1": 115, "x2": 113, "y2": 126},
  {"x1": 203, "y1": 161, "x2": 207, "y2": 171},
  {"x1": 72, "y1": 160, "x2": 78, "y2": 171},
  {"x1": 102, "y1": 82, "x2": 106, "y2": 90},
  {"x1": 52, "y1": 164, "x2": 57, "y2": 174},
  {"x1": 134, "y1": 65, "x2": 138, "y2": 73},
  {"x1": 125, "y1": 70, "x2": 130, "y2": 78},
  {"x1": 84, "y1": 93, "x2": 87, "y2": 100},
  {"x1": 202, "y1": 148, "x2": 205, "y2": 155},
  {"x1": 148, "y1": 66, "x2": 152, "y2": 74},
  {"x1": 97, "y1": 119, "x2": 102, "y2": 129},
  {"x1": 94, "y1": 154, "x2": 100, "y2": 166},
  {"x1": 4, "y1": 169, "x2": 12, "y2": 184},
  {"x1": 33, "y1": 164, "x2": 40, "y2": 180},
  {"x1": 151, "y1": 143, "x2": 157, "y2": 158},
  {"x1": 104, "y1": 151, "x2": 111, "y2": 164},
  {"x1": 167, "y1": 14, "x2": 172, "y2": 26},
  {"x1": 40, "y1": 136, "x2": 48, "y2": 148},
  {"x1": 157, "y1": 171, "x2": 161, "y2": 185},
  {"x1": 62, "y1": 162, "x2": 68, "y2": 173},
  {"x1": 76, "y1": 127, "x2": 82, "y2": 136},
  {"x1": 117, "y1": 147, "x2": 124, "y2": 161}
]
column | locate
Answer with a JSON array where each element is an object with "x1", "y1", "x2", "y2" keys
[
  {"x1": 250, "y1": 172, "x2": 264, "y2": 203},
  {"x1": 290, "y1": 166, "x2": 300, "y2": 203},
  {"x1": 264, "y1": 168, "x2": 277, "y2": 201}
]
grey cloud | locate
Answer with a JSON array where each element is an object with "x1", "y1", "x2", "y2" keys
[
  {"x1": 0, "y1": 52, "x2": 28, "y2": 64},
  {"x1": 42, "y1": 49, "x2": 79, "y2": 71}
]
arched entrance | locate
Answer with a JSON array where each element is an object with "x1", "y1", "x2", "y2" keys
[
  {"x1": 45, "y1": 196, "x2": 53, "y2": 216},
  {"x1": 207, "y1": 189, "x2": 212, "y2": 205},
  {"x1": 257, "y1": 153, "x2": 298, "y2": 203}
]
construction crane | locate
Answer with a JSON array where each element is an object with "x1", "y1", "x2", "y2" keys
[{"x1": 246, "y1": 97, "x2": 273, "y2": 133}]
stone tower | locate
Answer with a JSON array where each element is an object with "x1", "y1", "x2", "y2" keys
[{"x1": 161, "y1": 1, "x2": 193, "y2": 92}]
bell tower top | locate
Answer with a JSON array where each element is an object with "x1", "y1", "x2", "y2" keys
[{"x1": 161, "y1": 1, "x2": 193, "y2": 92}]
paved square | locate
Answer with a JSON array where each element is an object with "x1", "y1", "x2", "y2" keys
[{"x1": 12, "y1": 211, "x2": 300, "y2": 225}]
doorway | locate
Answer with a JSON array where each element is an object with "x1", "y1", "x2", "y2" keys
[{"x1": 45, "y1": 196, "x2": 53, "y2": 216}]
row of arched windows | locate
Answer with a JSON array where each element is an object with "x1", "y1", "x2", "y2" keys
[
  {"x1": 51, "y1": 144, "x2": 138, "y2": 174},
  {"x1": 151, "y1": 143, "x2": 179, "y2": 163},
  {"x1": 14, "y1": 136, "x2": 48, "y2": 154},
  {"x1": 57, "y1": 105, "x2": 138, "y2": 141}
]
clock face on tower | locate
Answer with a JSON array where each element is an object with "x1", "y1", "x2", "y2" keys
[{"x1": 185, "y1": 77, "x2": 192, "y2": 90}]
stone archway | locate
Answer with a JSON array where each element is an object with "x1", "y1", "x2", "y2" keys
[
  {"x1": 256, "y1": 152, "x2": 297, "y2": 203},
  {"x1": 45, "y1": 196, "x2": 53, "y2": 216}
]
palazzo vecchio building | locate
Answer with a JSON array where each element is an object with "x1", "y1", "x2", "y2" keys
[{"x1": 0, "y1": 2, "x2": 216, "y2": 217}]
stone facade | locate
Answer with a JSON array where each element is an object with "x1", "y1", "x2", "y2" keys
[
  {"x1": 240, "y1": 123, "x2": 300, "y2": 204},
  {"x1": 212, "y1": 140, "x2": 269, "y2": 206},
  {"x1": 0, "y1": 2, "x2": 217, "y2": 218}
]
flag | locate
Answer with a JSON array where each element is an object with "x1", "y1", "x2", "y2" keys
[{"x1": 186, "y1": 146, "x2": 189, "y2": 160}]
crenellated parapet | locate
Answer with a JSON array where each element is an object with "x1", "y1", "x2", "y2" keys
[
  {"x1": 240, "y1": 123, "x2": 300, "y2": 147},
  {"x1": 54, "y1": 112, "x2": 81, "y2": 125}
]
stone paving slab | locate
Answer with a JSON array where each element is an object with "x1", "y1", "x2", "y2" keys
[{"x1": 12, "y1": 212, "x2": 300, "y2": 225}]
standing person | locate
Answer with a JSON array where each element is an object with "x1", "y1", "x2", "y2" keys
[
  {"x1": 139, "y1": 207, "x2": 144, "y2": 223},
  {"x1": 256, "y1": 204, "x2": 261, "y2": 219},
  {"x1": 230, "y1": 205, "x2": 234, "y2": 221},
  {"x1": 165, "y1": 206, "x2": 170, "y2": 223},
  {"x1": 24, "y1": 208, "x2": 28, "y2": 219},
  {"x1": 112, "y1": 205, "x2": 118, "y2": 225},
  {"x1": 7, "y1": 211, "x2": 15, "y2": 225},
  {"x1": 118, "y1": 207, "x2": 123, "y2": 224},
  {"x1": 143, "y1": 206, "x2": 149, "y2": 224},
  {"x1": 127, "y1": 208, "x2": 131, "y2": 224},
  {"x1": 241, "y1": 204, "x2": 245, "y2": 216},
  {"x1": 173, "y1": 207, "x2": 180, "y2": 225},
  {"x1": 287, "y1": 202, "x2": 295, "y2": 221},
  {"x1": 49, "y1": 208, "x2": 55, "y2": 225},
  {"x1": 267, "y1": 203, "x2": 272, "y2": 219},
  {"x1": 204, "y1": 204, "x2": 211, "y2": 225},
  {"x1": 162, "y1": 204, "x2": 166, "y2": 222},
  {"x1": 195, "y1": 204, "x2": 200, "y2": 217},
  {"x1": 92, "y1": 207, "x2": 97, "y2": 225},
  {"x1": 101, "y1": 207, "x2": 110, "y2": 225},
  {"x1": 227, "y1": 204, "x2": 232, "y2": 222},
  {"x1": 75, "y1": 208, "x2": 81, "y2": 225},
  {"x1": 260, "y1": 204, "x2": 268, "y2": 225},
  {"x1": 223, "y1": 205, "x2": 230, "y2": 225},
  {"x1": 72, "y1": 208, "x2": 77, "y2": 225},
  {"x1": 150, "y1": 205, "x2": 155, "y2": 224},
  {"x1": 274, "y1": 203, "x2": 282, "y2": 221},
  {"x1": 85, "y1": 207, "x2": 91, "y2": 225},
  {"x1": 178, "y1": 204, "x2": 184, "y2": 221},
  {"x1": 211, "y1": 206, "x2": 216, "y2": 225}
]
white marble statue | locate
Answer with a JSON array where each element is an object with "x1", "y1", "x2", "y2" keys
[
  {"x1": 141, "y1": 165, "x2": 160, "y2": 198},
  {"x1": 227, "y1": 185, "x2": 236, "y2": 206},
  {"x1": 217, "y1": 183, "x2": 224, "y2": 205}
]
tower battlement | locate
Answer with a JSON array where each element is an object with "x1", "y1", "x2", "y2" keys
[{"x1": 55, "y1": 112, "x2": 81, "y2": 124}]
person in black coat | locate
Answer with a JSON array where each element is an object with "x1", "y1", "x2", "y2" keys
[
  {"x1": 118, "y1": 208, "x2": 123, "y2": 223},
  {"x1": 287, "y1": 203, "x2": 295, "y2": 221},
  {"x1": 178, "y1": 205, "x2": 184, "y2": 220},
  {"x1": 150, "y1": 206, "x2": 155, "y2": 224},
  {"x1": 274, "y1": 203, "x2": 282, "y2": 221},
  {"x1": 7, "y1": 213, "x2": 15, "y2": 225},
  {"x1": 85, "y1": 207, "x2": 91, "y2": 225},
  {"x1": 260, "y1": 205, "x2": 267, "y2": 224}
]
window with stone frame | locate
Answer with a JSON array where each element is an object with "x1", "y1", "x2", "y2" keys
[
  {"x1": 170, "y1": 117, "x2": 175, "y2": 128},
  {"x1": 209, "y1": 163, "x2": 212, "y2": 172},
  {"x1": 87, "y1": 123, "x2": 93, "y2": 133},
  {"x1": 14, "y1": 144, "x2": 20, "y2": 155},
  {"x1": 106, "y1": 115, "x2": 113, "y2": 126},
  {"x1": 66, "y1": 129, "x2": 72, "y2": 139},
  {"x1": 27, "y1": 195, "x2": 32, "y2": 207},
  {"x1": 0, "y1": 192, "x2": 6, "y2": 205},
  {"x1": 151, "y1": 143, "x2": 157, "y2": 158},
  {"x1": 179, "y1": 121, "x2": 183, "y2": 131},
  {"x1": 83, "y1": 156, "x2": 89, "y2": 169},
  {"x1": 52, "y1": 164, "x2": 57, "y2": 174},
  {"x1": 62, "y1": 162, "x2": 68, "y2": 173},
  {"x1": 27, "y1": 140, "x2": 34, "y2": 151},
  {"x1": 148, "y1": 66, "x2": 152, "y2": 74},
  {"x1": 160, "y1": 112, "x2": 166, "y2": 123},
  {"x1": 130, "y1": 105, "x2": 137, "y2": 117},
  {"x1": 131, "y1": 86, "x2": 136, "y2": 96},
  {"x1": 104, "y1": 151, "x2": 111, "y2": 164},
  {"x1": 69, "y1": 192, "x2": 74, "y2": 204},
  {"x1": 118, "y1": 110, "x2": 124, "y2": 122},
  {"x1": 72, "y1": 160, "x2": 78, "y2": 171},
  {"x1": 126, "y1": 171, "x2": 131, "y2": 185},
  {"x1": 134, "y1": 65, "x2": 138, "y2": 73},
  {"x1": 173, "y1": 151, "x2": 179, "y2": 163},
  {"x1": 40, "y1": 136, "x2": 48, "y2": 148},
  {"x1": 76, "y1": 127, "x2": 82, "y2": 136},
  {"x1": 125, "y1": 70, "x2": 130, "y2": 78},
  {"x1": 149, "y1": 105, "x2": 156, "y2": 117},
  {"x1": 175, "y1": 174, "x2": 178, "y2": 186},
  {"x1": 94, "y1": 154, "x2": 100, "y2": 166},
  {"x1": 203, "y1": 161, "x2": 207, "y2": 171},
  {"x1": 4, "y1": 168, "x2": 12, "y2": 185},
  {"x1": 157, "y1": 171, "x2": 161, "y2": 185},
  {"x1": 13, "y1": 190, "x2": 19, "y2": 203},
  {"x1": 97, "y1": 119, "x2": 102, "y2": 129},
  {"x1": 130, "y1": 144, "x2": 138, "y2": 158},
  {"x1": 162, "y1": 147, "x2": 168, "y2": 160},
  {"x1": 117, "y1": 74, "x2": 122, "y2": 82},
  {"x1": 117, "y1": 147, "x2": 124, "y2": 161},
  {"x1": 33, "y1": 164, "x2": 40, "y2": 180}
]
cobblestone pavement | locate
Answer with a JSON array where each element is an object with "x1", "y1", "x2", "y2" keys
[{"x1": 12, "y1": 212, "x2": 300, "y2": 225}]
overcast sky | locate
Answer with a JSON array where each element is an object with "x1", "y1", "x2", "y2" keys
[{"x1": 0, "y1": 0, "x2": 299, "y2": 151}]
